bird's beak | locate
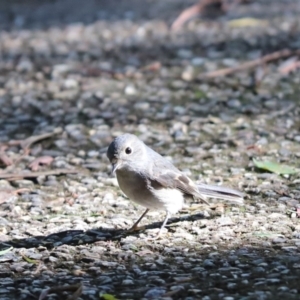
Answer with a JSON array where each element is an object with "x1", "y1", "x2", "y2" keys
[{"x1": 111, "y1": 158, "x2": 121, "y2": 174}]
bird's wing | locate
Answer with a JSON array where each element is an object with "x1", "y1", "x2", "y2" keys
[
  {"x1": 147, "y1": 147, "x2": 243, "y2": 205},
  {"x1": 147, "y1": 149, "x2": 210, "y2": 204}
]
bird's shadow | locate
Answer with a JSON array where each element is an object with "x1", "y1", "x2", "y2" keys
[{"x1": 1, "y1": 212, "x2": 206, "y2": 250}]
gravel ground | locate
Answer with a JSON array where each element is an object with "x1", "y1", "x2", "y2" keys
[{"x1": 1, "y1": 0, "x2": 300, "y2": 299}]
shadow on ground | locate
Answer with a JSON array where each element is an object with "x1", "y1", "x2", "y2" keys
[{"x1": 1, "y1": 212, "x2": 207, "y2": 248}]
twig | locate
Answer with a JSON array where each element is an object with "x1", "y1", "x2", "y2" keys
[
  {"x1": 200, "y1": 49, "x2": 300, "y2": 78},
  {"x1": 21, "y1": 131, "x2": 59, "y2": 150},
  {"x1": 267, "y1": 103, "x2": 295, "y2": 119},
  {"x1": 7, "y1": 130, "x2": 61, "y2": 150},
  {"x1": 278, "y1": 57, "x2": 300, "y2": 75},
  {"x1": 0, "y1": 169, "x2": 79, "y2": 180},
  {"x1": 1, "y1": 130, "x2": 61, "y2": 169},
  {"x1": 171, "y1": 0, "x2": 251, "y2": 31},
  {"x1": 171, "y1": 1, "x2": 207, "y2": 32}
]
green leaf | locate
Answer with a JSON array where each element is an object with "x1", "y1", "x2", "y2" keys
[
  {"x1": 253, "y1": 158, "x2": 299, "y2": 175},
  {"x1": 100, "y1": 293, "x2": 118, "y2": 300},
  {"x1": 129, "y1": 244, "x2": 139, "y2": 252},
  {"x1": 22, "y1": 255, "x2": 39, "y2": 264},
  {"x1": 194, "y1": 89, "x2": 206, "y2": 98},
  {"x1": 0, "y1": 246, "x2": 13, "y2": 256},
  {"x1": 253, "y1": 232, "x2": 273, "y2": 238},
  {"x1": 228, "y1": 17, "x2": 268, "y2": 28}
]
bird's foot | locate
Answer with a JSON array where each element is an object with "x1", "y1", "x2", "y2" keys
[{"x1": 144, "y1": 227, "x2": 168, "y2": 240}]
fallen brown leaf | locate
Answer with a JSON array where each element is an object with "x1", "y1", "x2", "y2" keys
[
  {"x1": 278, "y1": 57, "x2": 300, "y2": 75},
  {"x1": 141, "y1": 61, "x2": 162, "y2": 72},
  {"x1": 29, "y1": 156, "x2": 54, "y2": 171}
]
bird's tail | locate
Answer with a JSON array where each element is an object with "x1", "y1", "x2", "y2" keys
[{"x1": 197, "y1": 183, "x2": 244, "y2": 205}]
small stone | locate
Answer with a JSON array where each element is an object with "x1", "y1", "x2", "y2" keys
[
  {"x1": 203, "y1": 259, "x2": 215, "y2": 268},
  {"x1": 173, "y1": 106, "x2": 186, "y2": 114},
  {"x1": 294, "y1": 136, "x2": 300, "y2": 143},
  {"x1": 177, "y1": 49, "x2": 193, "y2": 59},
  {"x1": 122, "y1": 279, "x2": 134, "y2": 285},
  {"x1": 227, "y1": 99, "x2": 241, "y2": 108},
  {"x1": 279, "y1": 148, "x2": 291, "y2": 157},
  {"x1": 14, "y1": 180, "x2": 34, "y2": 188},
  {"x1": 124, "y1": 85, "x2": 137, "y2": 95},
  {"x1": 17, "y1": 59, "x2": 33, "y2": 72},
  {"x1": 282, "y1": 246, "x2": 297, "y2": 251},
  {"x1": 278, "y1": 197, "x2": 291, "y2": 204},
  {"x1": 277, "y1": 286, "x2": 289, "y2": 292},
  {"x1": 181, "y1": 66, "x2": 194, "y2": 81},
  {"x1": 267, "y1": 278, "x2": 281, "y2": 283},
  {"x1": 227, "y1": 283, "x2": 236, "y2": 289},
  {"x1": 64, "y1": 78, "x2": 78, "y2": 89},
  {"x1": 272, "y1": 237, "x2": 286, "y2": 244},
  {"x1": 191, "y1": 57, "x2": 205, "y2": 66},
  {"x1": 264, "y1": 100, "x2": 277, "y2": 108},
  {"x1": 217, "y1": 217, "x2": 233, "y2": 226},
  {"x1": 134, "y1": 102, "x2": 150, "y2": 111}
]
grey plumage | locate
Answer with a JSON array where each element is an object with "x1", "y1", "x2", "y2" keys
[
  {"x1": 107, "y1": 133, "x2": 244, "y2": 237},
  {"x1": 197, "y1": 183, "x2": 244, "y2": 204}
]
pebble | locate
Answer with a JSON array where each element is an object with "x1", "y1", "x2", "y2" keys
[
  {"x1": 191, "y1": 57, "x2": 205, "y2": 66},
  {"x1": 134, "y1": 101, "x2": 150, "y2": 111},
  {"x1": 63, "y1": 78, "x2": 78, "y2": 89},
  {"x1": 293, "y1": 136, "x2": 300, "y2": 143},
  {"x1": 203, "y1": 259, "x2": 215, "y2": 268},
  {"x1": 177, "y1": 49, "x2": 193, "y2": 59},
  {"x1": 122, "y1": 279, "x2": 134, "y2": 285},
  {"x1": 227, "y1": 99, "x2": 241, "y2": 108},
  {"x1": 272, "y1": 237, "x2": 286, "y2": 244},
  {"x1": 124, "y1": 85, "x2": 137, "y2": 95}
]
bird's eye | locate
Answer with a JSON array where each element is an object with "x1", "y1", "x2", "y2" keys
[{"x1": 125, "y1": 147, "x2": 132, "y2": 154}]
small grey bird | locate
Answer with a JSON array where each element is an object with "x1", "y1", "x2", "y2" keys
[{"x1": 107, "y1": 133, "x2": 243, "y2": 237}]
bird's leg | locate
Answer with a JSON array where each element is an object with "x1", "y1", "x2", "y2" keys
[
  {"x1": 151, "y1": 211, "x2": 171, "y2": 240},
  {"x1": 128, "y1": 208, "x2": 150, "y2": 232}
]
